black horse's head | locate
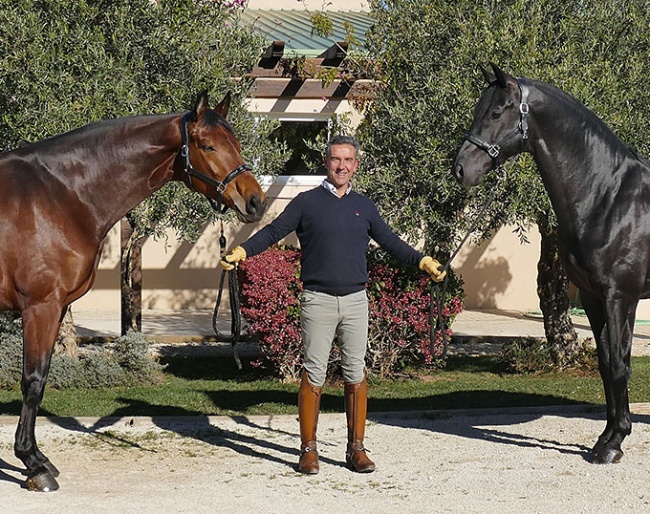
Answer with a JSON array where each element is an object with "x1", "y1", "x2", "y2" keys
[{"x1": 453, "y1": 63, "x2": 531, "y2": 187}]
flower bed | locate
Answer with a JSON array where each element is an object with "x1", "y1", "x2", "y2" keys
[{"x1": 237, "y1": 246, "x2": 463, "y2": 381}]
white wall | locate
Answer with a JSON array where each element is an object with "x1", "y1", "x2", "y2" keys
[{"x1": 246, "y1": 96, "x2": 365, "y2": 127}]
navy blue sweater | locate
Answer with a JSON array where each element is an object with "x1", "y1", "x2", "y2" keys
[{"x1": 241, "y1": 185, "x2": 424, "y2": 296}]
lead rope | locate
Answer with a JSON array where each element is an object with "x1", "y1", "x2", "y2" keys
[
  {"x1": 212, "y1": 220, "x2": 242, "y2": 369},
  {"x1": 430, "y1": 166, "x2": 507, "y2": 358}
]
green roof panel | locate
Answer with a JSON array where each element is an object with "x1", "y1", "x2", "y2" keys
[{"x1": 241, "y1": 9, "x2": 372, "y2": 58}]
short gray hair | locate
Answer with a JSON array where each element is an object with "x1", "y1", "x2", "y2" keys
[{"x1": 326, "y1": 135, "x2": 360, "y2": 159}]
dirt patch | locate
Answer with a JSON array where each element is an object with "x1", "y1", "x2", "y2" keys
[{"x1": 2, "y1": 407, "x2": 650, "y2": 513}]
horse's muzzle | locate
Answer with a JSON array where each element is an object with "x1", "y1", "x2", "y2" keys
[{"x1": 242, "y1": 194, "x2": 267, "y2": 222}]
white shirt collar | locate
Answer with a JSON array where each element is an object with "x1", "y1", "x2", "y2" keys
[{"x1": 322, "y1": 179, "x2": 352, "y2": 196}]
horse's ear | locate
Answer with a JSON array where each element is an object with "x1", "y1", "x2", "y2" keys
[
  {"x1": 192, "y1": 90, "x2": 210, "y2": 121},
  {"x1": 490, "y1": 63, "x2": 509, "y2": 88},
  {"x1": 480, "y1": 64, "x2": 495, "y2": 84},
  {"x1": 214, "y1": 92, "x2": 232, "y2": 118}
]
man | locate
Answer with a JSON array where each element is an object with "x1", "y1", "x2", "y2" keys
[{"x1": 221, "y1": 135, "x2": 445, "y2": 474}]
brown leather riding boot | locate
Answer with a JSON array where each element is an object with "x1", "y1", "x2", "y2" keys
[
  {"x1": 298, "y1": 373, "x2": 322, "y2": 474},
  {"x1": 344, "y1": 377, "x2": 376, "y2": 473}
]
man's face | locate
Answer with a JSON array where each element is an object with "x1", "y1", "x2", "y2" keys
[{"x1": 324, "y1": 143, "x2": 359, "y2": 192}]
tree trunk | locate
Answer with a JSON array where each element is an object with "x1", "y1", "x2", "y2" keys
[
  {"x1": 120, "y1": 216, "x2": 144, "y2": 335},
  {"x1": 536, "y1": 213, "x2": 580, "y2": 366},
  {"x1": 55, "y1": 307, "x2": 78, "y2": 358}
]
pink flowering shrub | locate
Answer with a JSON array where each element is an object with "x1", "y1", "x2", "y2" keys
[
  {"x1": 237, "y1": 246, "x2": 464, "y2": 381},
  {"x1": 366, "y1": 251, "x2": 464, "y2": 376},
  {"x1": 237, "y1": 246, "x2": 304, "y2": 381}
]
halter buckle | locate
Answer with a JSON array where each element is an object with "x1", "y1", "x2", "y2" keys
[{"x1": 487, "y1": 144, "x2": 501, "y2": 159}]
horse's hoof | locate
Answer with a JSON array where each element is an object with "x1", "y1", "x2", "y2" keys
[
  {"x1": 26, "y1": 470, "x2": 59, "y2": 492},
  {"x1": 591, "y1": 447, "x2": 624, "y2": 464},
  {"x1": 43, "y1": 459, "x2": 60, "y2": 478}
]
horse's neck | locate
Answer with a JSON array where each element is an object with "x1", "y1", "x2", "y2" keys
[
  {"x1": 52, "y1": 114, "x2": 180, "y2": 238},
  {"x1": 529, "y1": 86, "x2": 628, "y2": 229}
]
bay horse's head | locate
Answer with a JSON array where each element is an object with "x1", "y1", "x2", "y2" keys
[
  {"x1": 453, "y1": 63, "x2": 531, "y2": 187},
  {"x1": 177, "y1": 91, "x2": 267, "y2": 222}
]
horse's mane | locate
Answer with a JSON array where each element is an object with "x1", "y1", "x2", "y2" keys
[
  {"x1": 532, "y1": 79, "x2": 649, "y2": 166},
  {"x1": 12, "y1": 109, "x2": 234, "y2": 155},
  {"x1": 10, "y1": 114, "x2": 172, "y2": 155}
]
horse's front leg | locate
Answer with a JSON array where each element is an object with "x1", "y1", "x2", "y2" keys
[
  {"x1": 583, "y1": 292, "x2": 635, "y2": 464},
  {"x1": 14, "y1": 302, "x2": 63, "y2": 492},
  {"x1": 579, "y1": 292, "x2": 614, "y2": 448}
]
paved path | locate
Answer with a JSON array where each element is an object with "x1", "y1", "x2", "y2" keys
[
  {"x1": 71, "y1": 308, "x2": 650, "y2": 356},
  {"x1": 3, "y1": 406, "x2": 650, "y2": 513}
]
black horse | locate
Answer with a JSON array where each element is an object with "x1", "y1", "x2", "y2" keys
[{"x1": 453, "y1": 63, "x2": 650, "y2": 464}]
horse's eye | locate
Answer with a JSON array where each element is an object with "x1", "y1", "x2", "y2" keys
[
  {"x1": 491, "y1": 111, "x2": 502, "y2": 120},
  {"x1": 200, "y1": 145, "x2": 216, "y2": 152}
]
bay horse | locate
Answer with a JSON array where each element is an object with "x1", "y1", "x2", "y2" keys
[
  {"x1": 453, "y1": 63, "x2": 650, "y2": 464},
  {"x1": 2, "y1": 91, "x2": 267, "y2": 491}
]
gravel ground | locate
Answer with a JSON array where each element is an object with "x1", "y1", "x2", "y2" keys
[{"x1": 2, "y1": 405, "x2": 650, "y2": 513}]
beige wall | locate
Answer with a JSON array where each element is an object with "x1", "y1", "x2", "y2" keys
[
  {"x1": 72, "y1": 193, "x2": 650, "y2": 320},
  {"x1": 455, "y1": 226, "x2": 650, "y2": 319},
  {"x1": 71, "y1": 177, "x2": 541, "y2": 315},
  {"x1": 455, "y1": 226, "x2": 542, "y2": 311},
  {"x1": 71, "y1": 177, "x2": 316, "y2": 314}
]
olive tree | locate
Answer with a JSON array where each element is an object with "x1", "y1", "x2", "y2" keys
[
  {"x1": 356, "y1": 0, "x2": 650, "y2": 364},
  {"x1": 0, "y1": 0, "x2": 286, "y2": 337}
]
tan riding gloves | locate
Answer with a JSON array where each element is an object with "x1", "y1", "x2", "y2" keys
[
  {"x1": 419, "y1": 256, "x2": 446, "y2": 282},
  {"x1": 220, "y1": 246, "x2": 247, "y2": 271},
  {"x1": 221, "y1": 247, "x2": 445, "y2": 282}
]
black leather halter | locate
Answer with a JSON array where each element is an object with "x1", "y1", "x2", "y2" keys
[
  {"x1": 462, "y1": 77, "x2": 531, "y2": 160},
  {"x1": 179, "y1": 112, "x2": 251, "y2": 213}
]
